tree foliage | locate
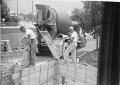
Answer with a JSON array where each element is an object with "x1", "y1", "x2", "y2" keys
[
  {"x1": 27, "y1": 12, "x2": 37, "y2": 22},
  {"x1": 1, "y1": 0, "x2": 10, "y2": 19},
  {"x1": 18, "y1": 12, "x2": 37, "y2": 22},
  {"x1": 71, "y1": 1, "x2": 103, "y2": 38}
]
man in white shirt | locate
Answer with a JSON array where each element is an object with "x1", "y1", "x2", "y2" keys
[
  {"x1": 20, "y1": 26, "x2": 38, "y2": 66},
  {"x1": 63, "y1": 26, "x2": 78, "y2": 63}
]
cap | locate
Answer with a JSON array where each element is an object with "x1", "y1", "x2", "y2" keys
[{"x1": 69, "y1": 26, "x2": 74, "y2": 30}]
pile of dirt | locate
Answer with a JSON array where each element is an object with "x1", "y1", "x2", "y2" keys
[{"x1": 78, "y1": 49, "x2": 99, "y2": 68}]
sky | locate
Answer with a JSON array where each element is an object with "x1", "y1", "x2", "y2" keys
[{"x1": 6, "y1": 0, "x2": 84, "y2": 14}]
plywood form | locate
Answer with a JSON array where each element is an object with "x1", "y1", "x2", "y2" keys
[
  {"x1": 0, "y1": 63, "x2": 14, "y2": 78},
  {"x1": 58, "y1": 61, "x2": 97, "y2": 85},
  {"x1": 21, "y1": 60, "x2": 56, "y2": 85},
  {"x1": 0, "y1": 60, "x2": 56, "y2": 85},
  {"x1": 58, "y1": 76, "x2": 85, "y2": 85},
  {"x1": 1, "y1": 59, "x2": 97, "y2": 85},
  {"x1": 0, "y1": 80, "x2": 10, "y2": 85}
]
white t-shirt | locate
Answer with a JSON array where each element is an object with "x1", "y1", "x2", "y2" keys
[
  {"x1": 71, "y1": 31, "x2": 78, "y2": 42},
  {"x1": 25, "y1": 29, "x2": 36, "y2": 39}
]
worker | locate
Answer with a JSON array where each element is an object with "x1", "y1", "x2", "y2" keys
[
  {"x1": 63, "y1": 26, "x2": 78, "y2": 63},
  {"x1": 20, "y1": 26, "x2": 38, "y2": 67}
]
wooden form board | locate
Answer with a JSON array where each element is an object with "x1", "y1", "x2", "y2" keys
[
  {"x1": 58, "y1": 61, "x2": 97, "y2": 85},
  {"x1": 0, "y1": 60, "x2": 97, "y2": 85},
  {"x1": 18, "y1": 60, "x2": 56, "y2": 85},
  {"x1": 0, "y1": 60, "x2": 56, "y2": 85}
]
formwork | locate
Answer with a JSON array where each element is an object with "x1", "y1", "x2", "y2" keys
[
  {"x1": 0, "y1": 59, "x2": 97, "y2": 85},
  {"x1": 0, "y1": 59, "x2": 57, "y2": 85}
]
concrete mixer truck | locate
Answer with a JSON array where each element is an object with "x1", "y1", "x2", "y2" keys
[{"x1": 35, "y1": 4, "x2": 86, "y2": 55}]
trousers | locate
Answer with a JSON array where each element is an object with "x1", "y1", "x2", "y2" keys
[
  {"x1": 63, "y1": 42, "x2": 77, "y2": 63},
  {"x1": 29, "y1": 38, "x2": 38, "y2": 65}
]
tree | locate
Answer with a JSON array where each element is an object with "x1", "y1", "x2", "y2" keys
[
  {"x1": 27, "y1": 12, "x2": 37, "y2": 22},
  {"x1": 71, "y1": 1, "x2": 103, "y2": 49},
  {"x1": 18, "y1": 12, "x2": 37, "y2": 22},
  {"x1": 1, "y1": 0, "x2": 10, "y2": 20}
]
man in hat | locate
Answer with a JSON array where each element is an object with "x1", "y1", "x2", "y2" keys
[{"x1": 63, "y1": 26, "x2": 78, "y2": 63}]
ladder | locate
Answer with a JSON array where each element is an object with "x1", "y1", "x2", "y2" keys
[{"x1": 38, "y1": 29, "x2": 61, "y2": 59}]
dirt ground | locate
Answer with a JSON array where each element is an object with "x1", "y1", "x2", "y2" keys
[{"x1": 1, "y1": 38, "x2": 98, "y2": 68}]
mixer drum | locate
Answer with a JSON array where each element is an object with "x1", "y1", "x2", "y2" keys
[{"x1": 36, "y1": 4, "x2": 72, "y2": 39}]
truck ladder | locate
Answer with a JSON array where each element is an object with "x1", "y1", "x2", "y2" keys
[{"x1": 38, "y1": 29, "x2": 61, "y2": 59}]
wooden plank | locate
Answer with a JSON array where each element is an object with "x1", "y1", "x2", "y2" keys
[
  {"x1": 42, "y1": 78, "x2": 54, "y2": 85},
  {"x1": 29, "y1": 73, "x2": 39, "y2": 85},
  {"x1": 58, "y1": 76, "x2": 85, "y2": 85},
  {"x1": 22, "y1": 68, "x2": 29, "y2": 77},
  {"x1": 65, "y1": 79, "x2": 85, "y2": 85},
  {"x1": 13, "y1": 78, "x2": 21, "y2": 85},
  {"x1": 58, "y1": 61, "x2": 97, "y2": 85},
  {"x1": 29, "y1": 65, "x2": 40, "y2": 74},
  {"x1": 86, "y1": 79, "x2": 97, "y2": 85},
  {"x1": 21, "y1": 60, "x2": 56, "y2": 85},
  {"x1": 0, "y1": 80, "x2": 10, "y2": 85},
  {"x1": 12, "y1": 72, "x2": 20, "y2": 80},
  {"x1": 48, "y1": 67, "x2": 55, "y2": 77},
  {"x1": 40, "y1": 70, "x2": 47, "y2": 84},
  {"x1": 21, "y1": 76, "x2": 29, "y2": 85}
]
